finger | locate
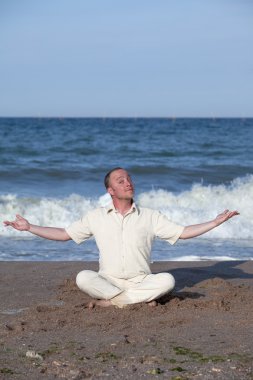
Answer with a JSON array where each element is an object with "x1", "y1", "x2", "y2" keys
[
  {"x1": 16, "y1": 214, "x2": 23, "y2": 219},
  {"x1": 6, "y1": 222, "x2": 16, "y2": 228},
  {"x1": 3, "y1": 221, "x2": 16, "y2": 226},
  {"x1": 229, "y1": 211, "x2": 240, "y2": 218}
]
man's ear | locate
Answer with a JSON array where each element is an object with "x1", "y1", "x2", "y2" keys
[{"x1": 107, "y1": 187, "x2": 114, "y2": 197}]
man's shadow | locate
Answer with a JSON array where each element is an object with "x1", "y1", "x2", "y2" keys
[{"x1": 156, "y1": 260, "x2": 253, "y2": 304}]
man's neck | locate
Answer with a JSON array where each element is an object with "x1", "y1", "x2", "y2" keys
[{"x1": 112, "y1": 198, "x2": 133, "y2": 215}]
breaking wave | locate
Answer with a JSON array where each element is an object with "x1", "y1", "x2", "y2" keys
[{"x1": 0, "y1": 175, "x2": 252, "y2": 241}]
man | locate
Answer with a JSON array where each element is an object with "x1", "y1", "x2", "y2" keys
[{"x1": 4, "y1": 167, "x2": 239, "y2": 308}]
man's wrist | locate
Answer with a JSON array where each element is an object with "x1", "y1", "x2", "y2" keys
[{"x1": 27, "y1": 223, "x2": 33, "y2": 232}]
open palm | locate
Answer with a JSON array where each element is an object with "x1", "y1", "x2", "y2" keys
[
  {"x1": 214, "y1": 209, "x2": 239, "y2": 226},
  {"x1": 4, "y1": 214, "x2": 30, "y2": 231}
]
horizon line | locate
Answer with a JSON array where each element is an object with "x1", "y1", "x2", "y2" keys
[{"x1": 0, "y1": 115, "x2": 252, "y2": 119}]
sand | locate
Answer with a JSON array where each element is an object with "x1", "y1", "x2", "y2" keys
[{"x1": 0, "y1": 260, "x2": 253, "y2": 379}]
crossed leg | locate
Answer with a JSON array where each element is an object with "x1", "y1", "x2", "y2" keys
[{"x1": 76, "y1": 270, "x2": 175, "y2": 308}]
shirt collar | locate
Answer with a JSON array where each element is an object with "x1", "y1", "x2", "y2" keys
[{"x1": 106, "y1": 201, "x2": 140, "y2": 215}]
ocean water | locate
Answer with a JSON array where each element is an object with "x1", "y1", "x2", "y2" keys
[{"x1": 0, "y1": 117, "x2": 253, "y2": 261}]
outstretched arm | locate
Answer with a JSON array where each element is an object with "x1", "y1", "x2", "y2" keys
[
  {"x1": 3, "y1": 214, "x2": 71, "y2": 241},
  {"x1": 180, "y1": 209, "x2": 239, "y2": 240}
]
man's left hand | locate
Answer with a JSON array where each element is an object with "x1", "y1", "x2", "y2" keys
[{"x1": 214, "y1": 209, "x2": 240, "y2": 226}]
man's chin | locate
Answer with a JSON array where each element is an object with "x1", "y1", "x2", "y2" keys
[{"x1": 120, "y1": 195, "x2": 134, "y2": 201}]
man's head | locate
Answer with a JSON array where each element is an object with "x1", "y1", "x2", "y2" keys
[{"x1": 104, "y1": 167, "x2": 134, "y2": 200}]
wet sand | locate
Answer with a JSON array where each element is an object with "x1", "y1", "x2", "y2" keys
[{"x1": 0, "y1": 261, "x2": 253, "y2": 379}]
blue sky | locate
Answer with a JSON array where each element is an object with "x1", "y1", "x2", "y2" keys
[{"x1": 1, "y1": 0, "x2": 252, "y2": 117}]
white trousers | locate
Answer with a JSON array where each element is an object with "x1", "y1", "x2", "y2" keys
[{"x1": 76, "y1": 270, "x2": 175, "y2": 308}]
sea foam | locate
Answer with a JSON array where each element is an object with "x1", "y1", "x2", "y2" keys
[
  {"x1": 0, "y1": 175, "x2": 252, "y2": 240},
  {"x1": 138, "y1": 175, "x2": 252, "y2": 239}
]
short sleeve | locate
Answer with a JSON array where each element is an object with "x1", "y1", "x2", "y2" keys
[
  {"x1": 65, "y1": 214, "x2": 93, "y2": 244},
  {"x1": 153, "y1": 211, "x2": 184, "y2": 245}
]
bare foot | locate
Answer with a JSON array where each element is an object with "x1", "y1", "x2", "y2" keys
[
  {"x1": 87, "y1": 299, "x2": 113, "y2": 309},
  {"x1": 147, "y1": 300, "x2": 158, "y2": 307}
]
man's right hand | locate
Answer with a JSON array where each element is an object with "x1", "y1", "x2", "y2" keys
[
  {"x1": 3, "y1": 215, "x2": 71, "y2": 241},
  {"x1": 4, "y1": 214, "x2": 30, "y2": 231}
]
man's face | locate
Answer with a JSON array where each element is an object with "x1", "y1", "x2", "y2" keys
[{"x1": 107, "y1": 169, "x2": 134, "y2": 200}]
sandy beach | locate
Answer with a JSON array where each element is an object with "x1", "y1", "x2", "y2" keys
[{"x1": 0, "y1": 261, "x2": 253, "y2": 379}]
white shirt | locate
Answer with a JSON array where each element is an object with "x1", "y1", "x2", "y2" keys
[{"x1": 66, "y1": 202, "x2": 184, "y2": 279}]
